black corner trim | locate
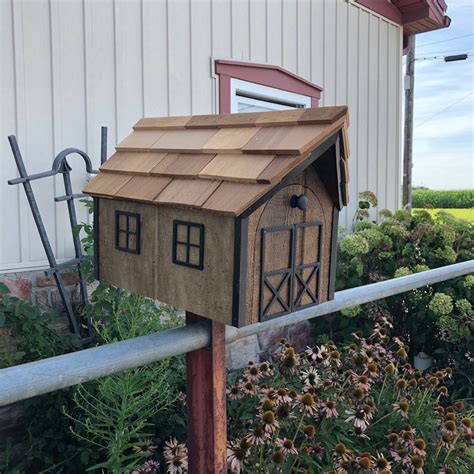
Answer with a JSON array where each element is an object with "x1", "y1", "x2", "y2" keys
[
  {"x1": 327, "y1": 205, "x2": 339, "y2": 301},
  {"x1": 231, "y1": 216, "x2": 249, "y2": 327},
  {"x1": 93, "y1": 197, "x2": 100, "y2": 280}
]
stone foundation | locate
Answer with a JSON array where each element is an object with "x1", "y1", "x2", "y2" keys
[
  {"x1": 225, "y1": 321, "x2": 313, "y2": 370},
  {"x1": 1, "y1": 270, "x2": 81, "y2": 314}
]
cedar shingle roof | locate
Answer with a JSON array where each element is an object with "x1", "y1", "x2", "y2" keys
[{"x1": 83, "y1": 106, "x2": 350, "y2": 216}]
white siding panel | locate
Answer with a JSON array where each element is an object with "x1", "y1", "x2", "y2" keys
[
  {"x1": 357, "y1": 9, "x2": 369, "y2": 196},
  {"x1": 249, "y1": 0, "x2": 266, "y2": 63},
  {"x1": 282, "y1": 0, "x2": 297, "y2": 72},
  {"x1": 0, "y1": 0, "x2": 21, "y2": 265},
  {"x1": 310, "y1": 0, "x2": 324, "y2": 87},
  {"x1": 142, "y1": 0, "x2": 169, "y2": 117},
  {"x1": 297, "y1": 0, "x2": 311, "y2": 78},
  {"x1": 231, "y1": 0, "x2": 250, "y2": 60},
  {"x1": 377, "y1": 20, "x2": 389, "y2": 213},
  {"x1": 387, "y1": 24, "x2": 402, "y2": 211},
  {"x1": 191, "y1": 0, "x2": 213, "y2": 114},
  {"x1": 0, "y1": 0, "x2": 403, "y2": 271},
  {"x1": 84, "y1": 0, "x2": 117, "y2": 165},
  {"x1": 114, "y1": 0, "x2": 144, "y2": 140},
  {"x1": 367, "y1": 14, "x2": 380, "y2": 220},
  {"x1": 266, "y1": 0, "x2": 282, "y2": 66},
  {"x1": 322, "y1": 0, "x2": 336, "y2": 106},
  {"x1": 18, "y1": 1, "x2": 56, "y2": 263},
  {"x1": 50, "y1": 0, "x2": 88, "y2": 259},
  {"x1": 346, "y1": 4, "x2": 360, "y2": 227},
  {"x1": 335, "y1": 0, "x2": 349, "y2": 225},
  {"x1": 168, "y1": 0, "x2": 191, "y2": 116}
]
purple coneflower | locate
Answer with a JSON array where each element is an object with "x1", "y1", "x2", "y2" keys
[
  {"x1": 410, "y1": 455, "x2": 424, "y2": 473},
  {"x1": 297, "y1": 393, "x2": 318, "y2": 415},
  {"x1": 274, "y1": 387, "x2": 292, "y2": 405},
  {"x1": 227, "y1": 385, "x2": 242, "y2": 401},
  {"x1": 245, "y1": 426, "x2": 268, "y2": 446},
  {"x1": 260, "y1": 410, "x2": 280, "y2": 433},
  {"x1": 392, "y1": 401, "x2": 410, "y2": 419},
  {"x1": 276, "y1": 437, "x2": 298, "y2": 455},
  {"x1": 390, "y1": 447, "x2": 410, "y2": 465},
  {"x1": 301, "y1": 367, "x2": 321, "y2": 387},
  {"x1": 374, "y1": 453, "x2": 392, "y2": 473},
  {"x1": 163, "y1": 439, "x2": 188, "y2": 474},
  {"x1": 345, "y1": 408, "x2": 370, "y2": 431},
  {"x1": 243, "y1": 363, "x2": 263, "y2": 382},
  {"x1": 305, "y1": 344, "x2": 327, "y2": 362},
  {"x1": 227, "y1": 440, "x2": 248, "y2": 473},
  {"x1": 240, "y1": 380, "x2": 256, "y2": 396},
  {"x1": 322, "y1": 400, "x2": 339, "y2": 418},
  {"x1": 132, "y1": 438, "x2": 158, "y2": 454},
  {"x1": 413, "y1": 438, "x2": 427, "y2": 458}
]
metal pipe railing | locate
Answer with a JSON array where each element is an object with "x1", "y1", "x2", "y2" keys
[{"x1": 0, "y1": 260, "x2": 472, "y2": 407}]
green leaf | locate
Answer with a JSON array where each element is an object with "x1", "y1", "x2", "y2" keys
[{"x1": 0, "y1": 282, "x2": 10, "y2": 294}]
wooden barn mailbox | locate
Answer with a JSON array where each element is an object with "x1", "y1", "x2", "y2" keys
[{"x1": 84, "y1": 106, "x2": 350, "y2": 327}]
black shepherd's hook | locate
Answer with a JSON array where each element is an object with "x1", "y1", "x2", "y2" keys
[{"x1": 7, "y1": 127, "x2": 108, "y2": 343}]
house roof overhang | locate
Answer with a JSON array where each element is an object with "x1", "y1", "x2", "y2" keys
[{"x1": 356, "y1": 0, "x2": 451, "y2": 35}]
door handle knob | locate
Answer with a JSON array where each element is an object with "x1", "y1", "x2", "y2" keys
[{"x1": 290, "y1": 194, "x2": 308, "y2": 210}]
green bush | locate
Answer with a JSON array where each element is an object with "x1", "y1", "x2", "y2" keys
[
  {"x1": 412, "y1": 189, "x2": 474, "y2": 209},
  {"x1": 315, "y1": 205, "x2": 474, "y2": 401}
]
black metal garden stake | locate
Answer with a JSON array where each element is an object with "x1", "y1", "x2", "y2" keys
[{"x1": 7, "y1": 127, "x2": 108, "y2": 342}]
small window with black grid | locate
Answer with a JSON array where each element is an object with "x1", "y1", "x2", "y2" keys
[
  {"x1": 115, "y1": 210, "x2": 141, "y2": 254},
  {"x1": 172, "y1": 220, "x2": 205, "y2": 270}
]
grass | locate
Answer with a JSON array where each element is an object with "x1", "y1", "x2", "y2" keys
[{"x1": 413, "y1": 208, "x2": 474, "y2": 222}]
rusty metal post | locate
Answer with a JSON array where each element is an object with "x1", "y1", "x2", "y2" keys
[{"x1": 186, "y1": 313, "x2": 227, "y2": 473}]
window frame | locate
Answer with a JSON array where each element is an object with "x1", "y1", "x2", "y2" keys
[
  {"x1": 230, "y1": 78, "x2": 312, "y2": 113},
  {"x1": 115, "y1": 210, "x2": 141, "y2": 255},
  {"x1": 215, "y1": 59, "x2": 323, "y2": 114},
  {"x1": 172, "y1": 220, "x2": 205, "y2": 271}
]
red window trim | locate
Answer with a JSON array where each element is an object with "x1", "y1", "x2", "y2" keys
[{"x1": 215, "y1": 59, "x2": 323, "y2": 114}]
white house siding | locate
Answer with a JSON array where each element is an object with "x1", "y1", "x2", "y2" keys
[{"x1": 0, "y1": 0, "x2": 402, "y2": 273}]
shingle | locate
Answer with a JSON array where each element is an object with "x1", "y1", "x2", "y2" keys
[
  {"x1": 150, "y1": 129, "x2": 217, "y2": 153},
  {"x1": 116, "y1": 130, "x2": 165, "y2": 151},
  {"x1": 150, "y1": 153, "x2": 216, "y2": 178},
  {"x1": 201, "y1": 127, "x2": 259, "y2": 153},
  {"x1": 154, "y1": 178, "x2": 221, "y2": 207},
  {"x1": 114, "y1": 176, "x2": 172, "y2": 202},
  {"x1": 201, "y1": 181, "x2": 272, "y2": 215},
  {"x1": 199, "y1": 154, "x2": 275, "y2": 182},
  {"x1": 133, "y1": 116, "x2": 191, "y2": 130},
  {"x1": 83, "y1": 173, "x2": 131, "y2": 197},
  {"x1": 100, "y1": 152, "x2": 168, "y2": 175}
]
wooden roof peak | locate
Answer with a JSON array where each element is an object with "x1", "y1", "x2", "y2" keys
[{"x1": 84, "y1": 107, "x2": 350, "y2": 216}]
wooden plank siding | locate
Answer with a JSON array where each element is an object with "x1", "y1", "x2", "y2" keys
[{"x1": 0, "y1": 0, "x2": 402, "y2": 272}]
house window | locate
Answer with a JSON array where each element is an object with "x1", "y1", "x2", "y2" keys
[
  {"x1": 115, "y1": 210, "x2": 141, "y2": 254},
  {"x1": 172, "y1": 220, "x2": 205, "y2": 270},
  {"x1": 215, "y1": 59, "x2": 322, "y2": 114},
  {"x1": 231, "y1": 78, "x2": 311, "y2": 113}
]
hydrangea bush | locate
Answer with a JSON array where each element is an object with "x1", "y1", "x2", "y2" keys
[{"x1": 315, "y1": 199, "x2": 473, "y2": 400}]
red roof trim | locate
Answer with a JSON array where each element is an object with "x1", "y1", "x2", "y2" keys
[
  {"x1": 215, "y1": 59, "x2": 323, "y2": 114},
  {"x1": 355, "y1": 0, "x2": 402, "y2": 24},
  {"x1": 355, "y1": 0, "x2": 450, "y2": 35}
]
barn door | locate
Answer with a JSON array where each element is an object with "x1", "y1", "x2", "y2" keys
[{"x1": 259, "y1": 221, "x2": 323, "y2": 321}]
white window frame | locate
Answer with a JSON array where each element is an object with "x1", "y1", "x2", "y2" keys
[{"x1": 230, "y1": 78, "x2": 312, "y2": 113}]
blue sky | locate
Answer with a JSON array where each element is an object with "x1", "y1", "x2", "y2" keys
[{"x1": 410, "y1": 0, "x2": 473, "y2": 190}]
